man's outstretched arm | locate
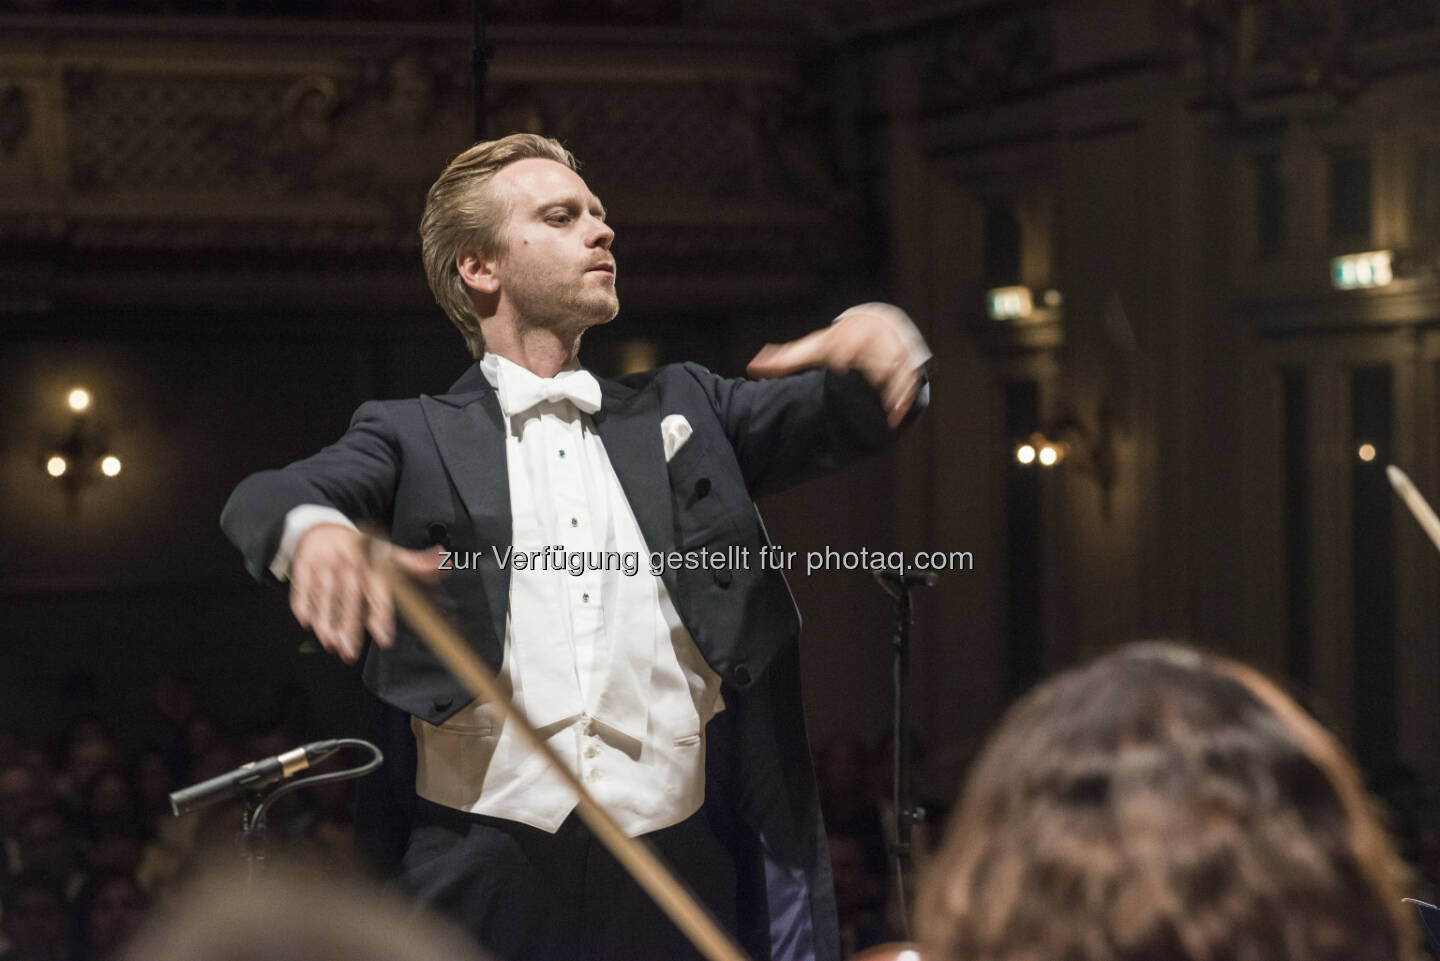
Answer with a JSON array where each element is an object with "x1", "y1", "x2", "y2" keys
[
  {"x1": 220, "y1": 401, "x2": 437, "y2": 663},
  {"x1": 747, "y1": 303, "x2": 930, "y2": 428},
  {"x1": 694, "y1": 303, "x2": 931, "y2": 497}
]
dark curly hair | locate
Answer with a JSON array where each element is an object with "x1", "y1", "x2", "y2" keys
[{"x1": 916, "y1": 642, "x2": 1415, "y2": 961}]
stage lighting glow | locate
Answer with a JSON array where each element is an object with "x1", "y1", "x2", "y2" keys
[
  {"x1": 1016, "y1": 443, "x2": 1037, "y2": 465},
  {"x1": 1357, "y1": 443, "x2": 1376, "y2": 462},
  {"x1": 68, "y1": 388, "x2": 91, "y2": 412},
  {"x1": 47, "y1": 455, "x2": 68, "y2": 477},
  {"x1": 101, "y1": 455, "x2": 122, "y2": 477}
]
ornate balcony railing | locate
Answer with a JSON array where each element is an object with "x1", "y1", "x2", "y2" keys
[{"x1": 0, "y1": 14, "x2": 856, "y2": 314}]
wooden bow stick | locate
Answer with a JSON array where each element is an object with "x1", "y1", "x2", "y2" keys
[
  {"x1": 366, "y1": 538, "x2": 752, "y2": 961},
  {"x1": 1387, "y1": 465, "x2": 1440, "y2": 554}
]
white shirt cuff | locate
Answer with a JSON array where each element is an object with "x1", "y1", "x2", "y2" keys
[{"x1": 269, "y1": 505, "x2": 358, "y2": 581}]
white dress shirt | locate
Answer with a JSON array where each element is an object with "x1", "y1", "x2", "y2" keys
[{"x1": 274, "y1": 353, "x2": 724, "y2": 835}]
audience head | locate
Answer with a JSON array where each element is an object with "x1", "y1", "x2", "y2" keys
[
  {"x1": 0, "y1": 760, "x2": 42, "y2": 835},
  {"x1": 124, "y1": 866, "x2": 492, "y2": 961},
  {"x1": 2, "y1": 869, "x2": 71, "y2": 961},
  {"x1": 916, "y1": 642, "x2": 1415, "y2": 961},
  {"x1": 79, "y1": 871, "x2": 147, "y2": 961},
  {"x1": 819, "y1": 733, "x2": 872, "y2": 806},
  {"x1": 829, "y1": 832, "x2": 883, "y2": 917},
  {"x1": 18, "y1": 804, "x2": 79, "y2": 881}
]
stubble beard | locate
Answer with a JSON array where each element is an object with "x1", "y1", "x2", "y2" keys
[
  {"x1": 570, "y1": 279, "x2": 619, "y2": 326},
  {"x1": 508, "y1": 264, "x2": 619, "y2": 340}
]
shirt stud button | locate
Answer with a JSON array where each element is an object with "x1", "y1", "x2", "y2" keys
[
  {"x1": 570, "y1": 517, "x2": 579, "y2": 527},
  {"x1": 582, "y1": 592, "x2": 590, "y2": 603},
  {"x1": 558, "y1": 449, "x2": 566, "y2": 458}
]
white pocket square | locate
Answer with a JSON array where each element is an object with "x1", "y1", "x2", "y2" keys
[{"x1": 661, "y1": 414, "x2": 693, "y2": 463}]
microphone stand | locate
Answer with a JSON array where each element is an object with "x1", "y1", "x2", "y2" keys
[
  {"x1": 872, "y1": 568, "x2": 935, "y2": 938},
  {"x1": 241, "y1": 792, "x2": 269, "y2": 887},
  {"x1": 171, "y1": 739, "x2": 384, "y2": 888}
]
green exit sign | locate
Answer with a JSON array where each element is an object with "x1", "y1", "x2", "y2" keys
[
  {"x1": 986, "y1": 286, "x2": 1032, "y2": 321},
  {"x1": 1331, "y1": 251, "x2": 1393, "y2": 289}
]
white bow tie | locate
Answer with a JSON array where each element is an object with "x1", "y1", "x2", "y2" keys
[{"x1": 496, "y1": 362, "x2": 602, "y2": 417}]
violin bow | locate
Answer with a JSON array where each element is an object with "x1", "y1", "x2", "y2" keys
[
  {"x1": 365, "y1": 538, "x2": 752, "y2": 961},
  {"x1": 1387, "y1": 465, "x2": 1440, "y2": 554}
]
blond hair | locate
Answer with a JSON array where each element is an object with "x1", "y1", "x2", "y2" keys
[{"x1": 419, "y1": 134, "x2": 577, "y2": 358}]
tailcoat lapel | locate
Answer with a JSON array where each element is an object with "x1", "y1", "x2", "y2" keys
[
  {"x1": 420, "y1": 367, "x2": 511, "y2": 653},
  {"x1": 595, "y1": 377, "x2": 679, "y2": 594},
  {"x1": 417, "y1": 365, "x2": 681, "y2": 649}
]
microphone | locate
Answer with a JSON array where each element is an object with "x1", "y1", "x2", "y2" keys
[
  {"x1": 872, "y1": 568, "x2": 938, "y2": 589},
  {"x1": 169, "y1": 740, "x2": 342, "y2": 816}
]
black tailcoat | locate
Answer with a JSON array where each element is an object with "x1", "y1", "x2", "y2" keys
[{"x1": 222, "y1": 360, "x2": 916, "y2": 961}]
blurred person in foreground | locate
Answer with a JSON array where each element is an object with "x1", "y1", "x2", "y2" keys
[
  {"x1": 123, "y1": 867, "x2": 490, "y2": 961},
  {"x1": 915, "y1": 642, "x2": 1417, "y2": 961}
]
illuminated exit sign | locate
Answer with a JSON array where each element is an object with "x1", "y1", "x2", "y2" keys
[
  {"x1": 1331, "y1": 251, "x2": 1393, "y2": 290},
  {"x1": 987, "y1": 286, "x2": 1033, "y2": 321}
]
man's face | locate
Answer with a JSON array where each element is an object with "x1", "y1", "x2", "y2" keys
[{"x1": 488, "y1": 158, "x2": 618, "y2": 333}]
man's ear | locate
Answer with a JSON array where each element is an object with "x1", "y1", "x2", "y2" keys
[{"x1": 457, "y1": 248, "x2": 500, "y2": 296}]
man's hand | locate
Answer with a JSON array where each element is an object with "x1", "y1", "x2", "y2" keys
[
  {"x1": 745, "y1": 303, "x2": 930, "y2": 428},
  {"x1": 289, "y1": 524, "x2": 441, "y2": 663}
]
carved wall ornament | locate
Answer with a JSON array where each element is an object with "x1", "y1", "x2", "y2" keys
[
  {"x1": 2, "y1": 22, "x2": 863, "y2": 309},
  {"x1": 262, "y1": 47, "x2": 470, "y2": 224},
  {"x1": 918, "y1": 7, "x2": 1053, "y2": 113},
  {"x1": 483, "y1": 78, "x2": 844, "y2": 209},
  {"x1": 1180, "y1": 0, "x2": 1440, "y2": 113},
  {"x1": 65, "y1": 66, "x2": 296, "y2": 192},
  {"x1": 280, "y1": 74, "x2": 342, "y2": 150},
  {"x1": 698, "y1": 77, "x2": 845, "y2": 207}
]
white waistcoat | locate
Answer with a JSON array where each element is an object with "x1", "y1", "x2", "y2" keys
[{"x1": 411, "y1": 355, "x2": 724, "y2": 835}]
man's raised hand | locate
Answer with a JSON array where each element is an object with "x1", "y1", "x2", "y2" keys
[
  {"x1": 289, "y1": 524, "x2": 442, "y2": 663},
  {"x1": 745, "y1": 303, "x2": 929, "y2": 428}
]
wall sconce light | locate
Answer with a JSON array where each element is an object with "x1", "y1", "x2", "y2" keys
[
  {"x1": 1013, "y1": 434, "x2": 1065, "y2": 468},
  {"x1": 44, "y1": 386, "x2": 122, "y2": 512},
  {"x1": 1012, "y1": 403, "x2": 1117, "y2": 513}
]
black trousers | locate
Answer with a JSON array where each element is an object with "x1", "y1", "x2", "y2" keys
[{"x1": 399, "y1": 800, "x2": 739, "y2": 961}]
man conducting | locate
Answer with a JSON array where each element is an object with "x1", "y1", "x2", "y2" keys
[{"x1": 221, "y1": 134, "x2": 930, "y2": 961}]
